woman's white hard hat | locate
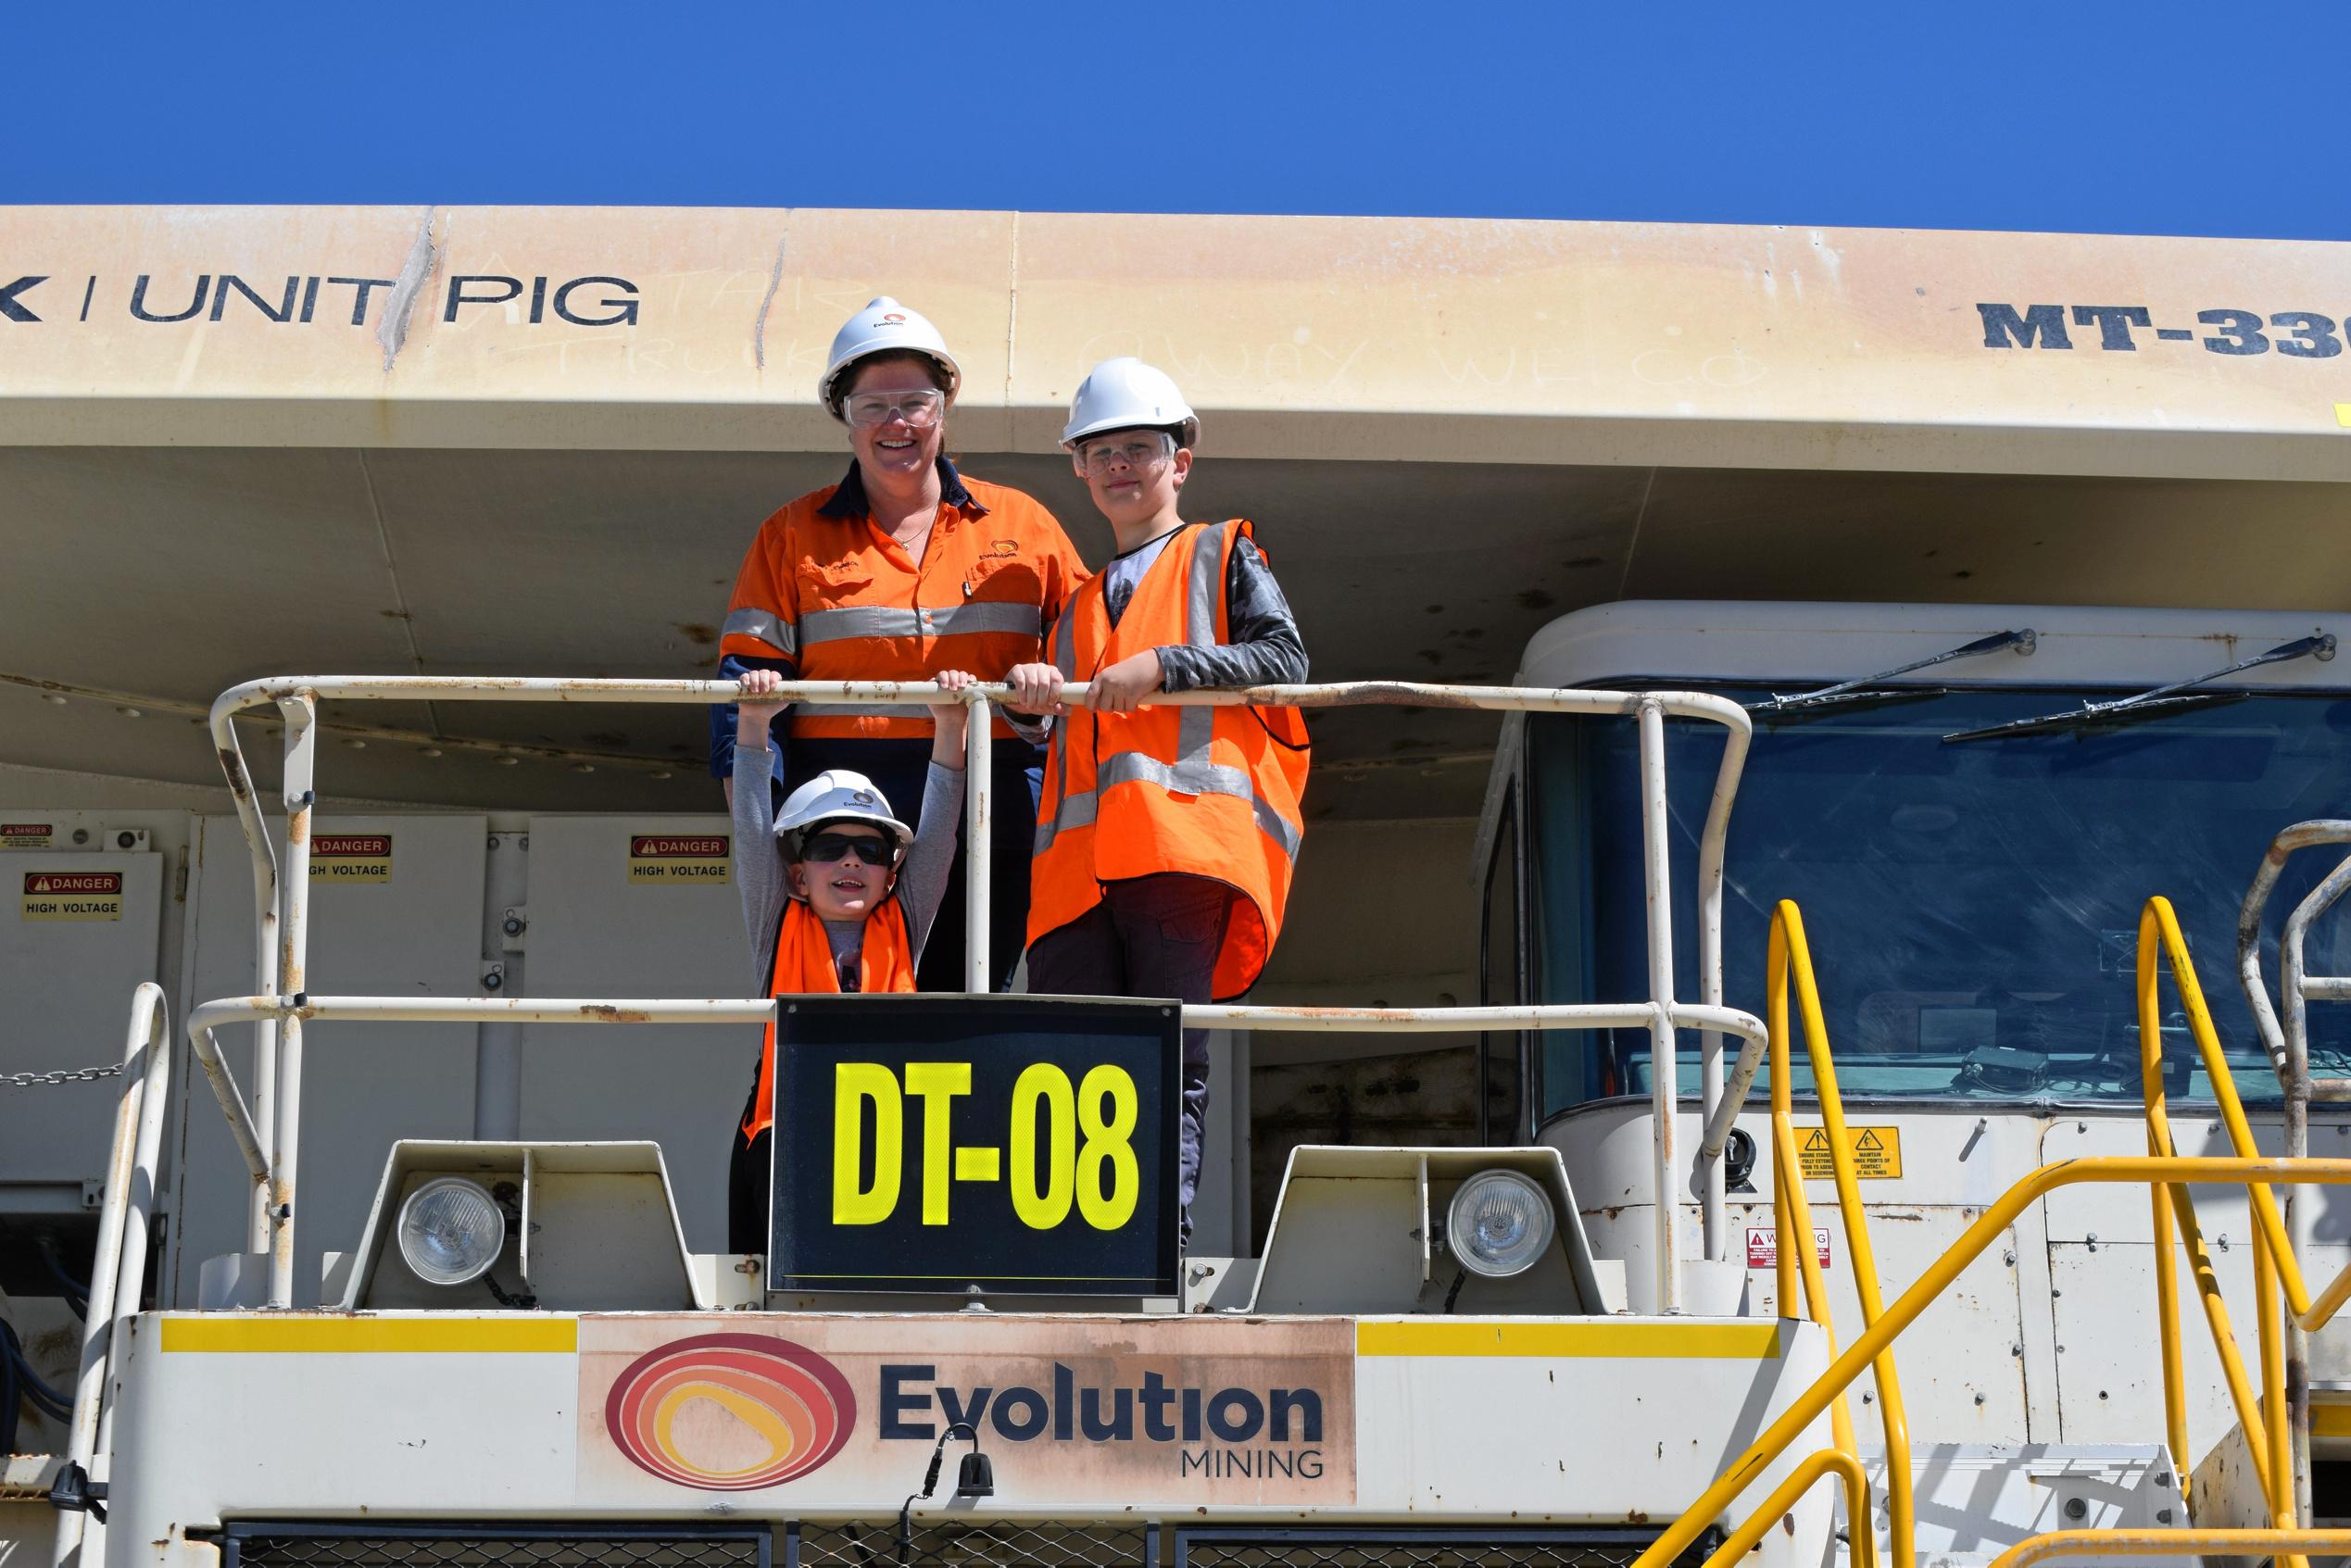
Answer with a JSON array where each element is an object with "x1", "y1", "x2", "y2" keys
[
  {"x1": 773, "y1": 770, "x2": 913, "y2": 860},
  {"x1": 1061, "y1": 357, "x2": 1201, "y2": 452},
  {"x1": 819, "y1": 297, "x2": 962, "y2": 419}
]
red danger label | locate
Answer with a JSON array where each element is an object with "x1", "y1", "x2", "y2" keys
[
  {"x1": 1747, "y1": 1225, "x2": 1831, "y2": 1270},
  {"x1": 632, "y1": 836, "x2": 727, "y2": 858},
  {"x1": 23, "y1": 872, "x2": 122, "y2": 895},
  {"x1": 313, "y1": 835, "x2": 391, "y2": 857},
  {"x1": 1, "y1": 822, "x2": 52, "y2": 840}
]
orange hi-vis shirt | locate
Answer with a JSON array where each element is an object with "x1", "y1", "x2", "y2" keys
[
  {"x1": 741, "y1": 897, "x2": 916, "y2": 1144},
  {"x1": 721, "y1": 459, "x2": 1087, "y2": 742},
  {"x1": 1028, "y1": 520, "x2": 1312, "y2": 1000}
]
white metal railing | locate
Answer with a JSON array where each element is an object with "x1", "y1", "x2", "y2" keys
[
  {"x1": 186, "y1": 674, "x2": 1767, "y2": 1320},
  {"x1": 49, "y1": 982, "x2": 170, "y2": 1568},
  {"x1": 2234, "y1": 817, "x2": 2351, "y2": 1527}
]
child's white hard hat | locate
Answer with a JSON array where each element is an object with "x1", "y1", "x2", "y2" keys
[
  {"x1": 774, "y1": 770, "x2": 913, "y2": 857},
  {"x1": 1062, "y1": 358, "x2": 1201, "y2": 452},
  {"x1": 819, "y1": 297, "x2": 962, "y2": 419}
]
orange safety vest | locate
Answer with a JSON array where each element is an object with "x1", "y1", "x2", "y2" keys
[
  {"x1": 741, "y1": 898, "x2": 916, "y2": 1144},
  {"x1": 720, "y1": 461, "x2": 1087, "y2": 742},
  {"x1": 1027, "y1": 520, "x2": 1310, "y2": 1000}
]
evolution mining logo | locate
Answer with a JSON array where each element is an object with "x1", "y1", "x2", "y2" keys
[
  {"x1": 881, "y1": 1362, "x2": 1330, "y2": 1480},
  {"x1": 604, "y1": 1335, "x2": 856, "y2": 1490}
]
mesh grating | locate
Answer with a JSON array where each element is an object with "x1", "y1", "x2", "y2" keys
[
  {"x1": 226, "y1": 1526, "x2": 770, "y2": 1568},
  {"x1": 790, "y1": 1522, "x2": 1150, "y2": 1568},
  {"x1": 1174, "y1": 1529, "x2": 1719, "y2": 1568}
]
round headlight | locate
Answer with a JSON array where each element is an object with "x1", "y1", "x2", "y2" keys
[
  {"x1": 396, "y1": 1176, "x2": 506, "y2": 1286},
  {"x1": 1446, "y1": 1169, "x2": 1555, "y2": 1278}
]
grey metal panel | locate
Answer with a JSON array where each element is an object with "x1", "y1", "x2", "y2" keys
[
  {"x1": 0, "y1": 851, "x2": 163, "y2": 1204},
  {"x1": 516, "y1": 814, "x2": 756, "y2": 1250},
  {"x1": 170, "y1": 814, "x2": 484, "y2": 1306}
]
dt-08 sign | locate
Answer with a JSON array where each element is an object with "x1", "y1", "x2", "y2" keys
[{"x1": 770, "y1": 997, "x2": 1180, "y2": 1297}]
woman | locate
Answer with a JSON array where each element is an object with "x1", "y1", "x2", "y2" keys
[{"x1": 710, "y1": 296, "x2": 1087, "y2": 992}]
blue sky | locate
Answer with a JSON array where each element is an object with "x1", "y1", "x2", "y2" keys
[{"x1": 6, "y1": 0, "x2": 2342, "y2": 241}]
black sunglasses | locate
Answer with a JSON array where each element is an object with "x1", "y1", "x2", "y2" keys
[{"x1": 799, "y1": 831, "x2": 894, "y2": 866}]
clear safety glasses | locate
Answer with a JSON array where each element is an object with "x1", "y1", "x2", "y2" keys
[
  {"x1": 844, "y1": 388, "x2": 946, "y2": 430},
  {"x1": 1075, "y1": 433, "x2": 1174, "y2": 474}
]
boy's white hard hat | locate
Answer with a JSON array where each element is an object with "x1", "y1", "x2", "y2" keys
[
  {"x1": 1061, "y1": 357, "x2": 1201, "y2": 452},
  {"x1": 819, "y1": 297, "x2": 962, "y2": 419},
  {"x1": 773, "y1": 770, "x2": 913, "y2": 857}
]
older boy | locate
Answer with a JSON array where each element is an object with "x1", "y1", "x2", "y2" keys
[{"x1": 1004, "y1": 358, "x2": 1311, "y2": 1242}]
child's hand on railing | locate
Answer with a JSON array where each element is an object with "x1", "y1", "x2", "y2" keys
[
  {"x1": 735, "y1": 669, "x2": 791, "y2": 735},
  {"x1": 929, "y1": 671, "x2": 975, "y2": 768}
]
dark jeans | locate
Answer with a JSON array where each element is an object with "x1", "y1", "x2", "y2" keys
[
  {"x1": 1025, "y1": 873, "x2": 1234, "y2": 1245},
  {"x1": 729, "y1": 1120, "x2": 773, "y2": 1258}
]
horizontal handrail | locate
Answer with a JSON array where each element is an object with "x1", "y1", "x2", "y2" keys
[
  {"x1": 204, "y1": 670, "x2": 1762, "y2": 1313},
  {"x1": 207, "y1": 673, "x2": 1758, "y2": 721},
  {"x1": 1628, "y1": 1156, "x2": 2351, "y2": 1568},
  {"x1": 1988, "y1": 1530, "x2": 2351, "y2": 1568}
]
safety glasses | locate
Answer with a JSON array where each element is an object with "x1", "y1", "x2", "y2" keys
[
  {"x1": 844, "y1": 389, "x2": 946, "y2": 430},
  {"x1": 1075, "y1": 433, "x2": 1174, "y2": 474},
  {"x1": 798, "y1": 832, "x2": 895, "y2": 866}
]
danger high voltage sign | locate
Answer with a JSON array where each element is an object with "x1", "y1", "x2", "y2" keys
[
  {"x1": 629, "y1": 835, "x2": 730, "y2": 884},
  {"x1": 310, "y1": 834, "x2": 394, "y2": 884},
  {"x1": 21, "y1": 871, "x2": 123, "y2": 922}
]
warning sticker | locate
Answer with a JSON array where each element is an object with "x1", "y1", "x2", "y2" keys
[
  {"x1": 310, "y1": 834, "x2": 393, "y2": 884},
  {"x1": 1795, "y1": 1125, "x2": 1904, "y2": 1180},
  {"x1": 629, "y1": 834, "x2": 730, "y2": 884},
  {"x1": 1, "y1": 822, "x2": 54, "y2": 848},
  {"x1": 1746, "y1": 1225, "x2": 1831, "y2": 1270},
  {"x1": 21, "y1": 871, "x2": 123, "y2": 922}
]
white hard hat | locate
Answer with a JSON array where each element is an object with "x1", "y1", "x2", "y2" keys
[
  {"x1": 773, "y1": 769, "x2": 912, "y2": 869},
  {"x1": 1061, "y1": 358, "x2": 1201, "y2": 452},
  {"x1": 819, "y1": 296, "x2": 962, "y2": 419}
]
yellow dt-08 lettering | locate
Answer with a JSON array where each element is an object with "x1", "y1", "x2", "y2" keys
[{"x1": 832, "y1": 1060, "x2": 1140, "y2": 1230}]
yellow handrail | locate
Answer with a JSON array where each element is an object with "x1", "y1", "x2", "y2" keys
[
  {"x1": 2140, "y1": 896, "x2": 2351, "y2": 1334},
  {"x1": 1987, "y1": 1529, "x2": 2351, "y2": 1568},
  {"x1": 1766, "y1": 902, "x2": 1915, "y2": 1568},
  {"x1": 2138, "y1": 895, "x2": 2310, "y2": 1562},
  {"x1": 1697, "y1": 1447, "x2": 1876, "y2": 1568},
  {"x1": 1624, "y1": 1156, "x2": 2351, "y2": 1568}
]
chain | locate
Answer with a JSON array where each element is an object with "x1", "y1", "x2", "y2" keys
[{"x1": 2, "y1": 1063, "x2": 126, "y2": 1087}]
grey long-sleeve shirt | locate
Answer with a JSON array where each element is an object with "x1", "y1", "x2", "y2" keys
[
  {"x1": 1139, "y1": 532, "x2": 1310, "y2": 692},
  {"x1": 730, "y1": 744, "x2": 962, "y2": 988}
]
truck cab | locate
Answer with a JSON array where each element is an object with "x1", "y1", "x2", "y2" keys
[{"x1": 1484, "y1": 598, "x2": 2351, "y2": 1531}]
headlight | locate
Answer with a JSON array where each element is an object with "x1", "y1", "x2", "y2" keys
[
  {"x1": 397, "y1": 1176, "x2": 507, "y2": 1286},
  {"x1": 1446, "y1": 1169, "x2": 1554, "y2": 1278}
]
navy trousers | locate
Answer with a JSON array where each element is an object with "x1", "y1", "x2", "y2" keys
[{"x1": 1025, "y1": 873, "x2": 1235, "y2": 1245}]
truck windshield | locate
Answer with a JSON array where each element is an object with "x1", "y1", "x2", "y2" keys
[{"x1": 1527, "y1": 686, "x2": 2351, "y2": 1117}]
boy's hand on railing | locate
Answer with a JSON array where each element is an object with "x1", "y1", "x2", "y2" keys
[
  {"x1": 1088, "y1": 650, "x2": 1163, "y2": 715},
  {"x1": 929, "y1": 671, "x2": 975, "y2": 768},
  {"x1": 1002, "y1": 662, "x2": 1067, "y2": 717},
  {"x1": 735, "y1": 669, "x2": 791, "y2": 735}
]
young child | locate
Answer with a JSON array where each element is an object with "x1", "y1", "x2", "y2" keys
[
  {"x1": 725, "y1": 666, "x2": 974, "y2": 1254},
  {"x1": 1004, "y1": 358, "x2": 1312, "y2": 1243}
]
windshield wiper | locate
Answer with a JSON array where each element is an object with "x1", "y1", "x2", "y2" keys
[
  {"x1": 1745, "y1": 629, "x2": 2037, "y2": 718},
  {"x1": 1942, "y1": 632, "x2": 2337, "y2": 743}
]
